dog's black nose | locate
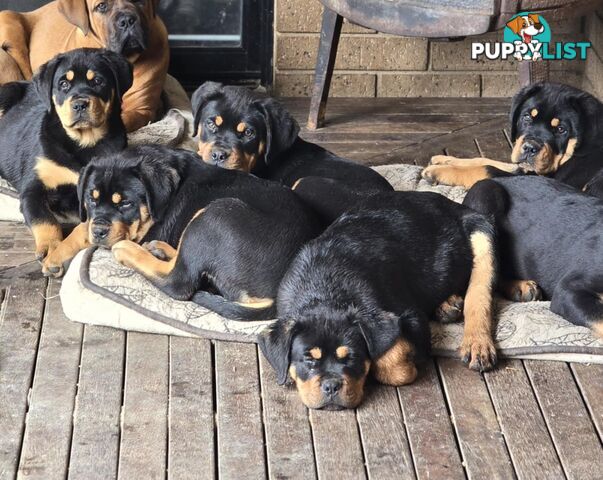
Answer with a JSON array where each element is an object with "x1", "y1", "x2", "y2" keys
[
  {"x1": 72, "y1": 98, "x2": 89, "y2": 113},
  {"x1": 92, "y1": 222, "x2": 111, "y2": 241},
  {"x1": 117, "y1": 13, "x2": 137, "y2": 30},
  {"x1": 522, "y1": 141, "x2": 540, "y2": 156},
  {"x1": 321, "y1": 378, "x2": 342, "y2": 397},
  {"x1": 211, "y1": 148, "x2": 229, "y2": 163}
]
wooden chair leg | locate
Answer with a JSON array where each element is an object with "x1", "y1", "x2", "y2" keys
[
  {"x1": 518, "y1": 60, "x2": 550, "y2": 86},
  {"x1": 307, "y1": 8, "x2": 343, "y2": 130}
]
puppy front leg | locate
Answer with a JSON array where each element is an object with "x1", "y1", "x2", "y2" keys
[
  {"x1": 20, "y1": 187, "x2": 63, "y2": 263},
  {"x1": 42, "y1": 222, "x2": 90, "y2": 277}
]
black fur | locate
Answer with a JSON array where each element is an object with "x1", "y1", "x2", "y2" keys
[
  {"x1": 80, "y1": 145, "x2": 321, "y2": 320},
  {"x1": 464, "y1": 176, "x2": 603, "y2": 334},
  {"x1": 190, "y1": 82, "x2": 393, "y2": 193}
]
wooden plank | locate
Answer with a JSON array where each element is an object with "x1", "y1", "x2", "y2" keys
[
  {"x1": 168, "y1": 337, "x2": 215, "y2": 480},
  {"x1": 215, "y1": 342, "x2": 265, "y2": 480},
  {"x1": 309, "y1": 408, "x2": 366, "y2": 480},
  {"x1": 525, "y1": 361, "x2": 603, "y2": 480},
  {"x1": 475, "y1": 129, "x2": 513, "y2": 160},
  {"x1": 118, "y1": 332, "x2": 169, "y2": 480},
  {"x1": 444, "y1": 138, "x2": 480, "y2": 158},
  {"x1": 0, "y1": 273, "x2": 46, "y2": 479},
  {"x1": 357, "y1": 385, "x2": 415, "y2": 480},
  {"x1": 17, "y1": 279, "x2": 83, "y2": 479},
  {"x1": 258, "y1": 354, "x2": 317, "y2": 480},
  {"x1": 69, "y1": 325, "x2": 125, "y2": 480},
  {"x1": 485, "y1": 360, "x2": 565, "y2": 479},
  {"x1": 571, "y1": 363, "x2": 603, "y2": 440},
  {"x1": 397, "y1": 360, "x2": 465, "y2": 480},
  {"x1": 437, "y1": 358, "x2": 515, "y2": 480}
]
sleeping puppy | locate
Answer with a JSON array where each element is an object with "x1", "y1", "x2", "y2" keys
[
  {"x1": 464, "y1": 176, "x2": 603, "y2": 339},
  {"x1": 190, "y1": 82, "x2": 393, "y2": 193},
  {"x1": 422, "y1": 83, "x2": 603, "y2": 192},
  {"x1": 73, "y1": 145, "x2": 320, "y2": 320},
  {"x1": 260, "y1": 178, "x2": 498, "y2": 409},
  {"x1": 0, "y1": 48, "x2": 132, "y2": 276}
]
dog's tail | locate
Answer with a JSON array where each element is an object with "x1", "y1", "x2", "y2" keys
[
  {"x1": 191, "y1": 290, "x2": 276, "y2": 321},
  {"x1": 0, "y1": 81, "x2": 27, "y2": 116}
]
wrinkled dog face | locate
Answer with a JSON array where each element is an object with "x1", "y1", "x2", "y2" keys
[{"x1": 510, "y1": 83, "x2": 589, "y2": 175}]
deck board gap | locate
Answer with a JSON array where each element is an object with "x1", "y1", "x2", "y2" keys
[
  {"x1": 568, "y1": 364, "x2": 603, "y2": 443},
  {"x1": 255, "y1": 344, "x2": 270, "y2": 480}
]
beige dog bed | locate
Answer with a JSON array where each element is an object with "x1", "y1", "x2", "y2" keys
[{"x1": 59, "y1": 163, "x2": 603, "y2": 364}]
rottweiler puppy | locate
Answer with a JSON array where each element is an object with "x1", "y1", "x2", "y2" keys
[
  {"x1": 190, "y1": 82, "x2": 393, "y2": 193},
  {"x1": 260, "y1": 178, "x2": 498, "y2": 409},
  {"x1": 464, "y1": 176, "x2": 603, "y2": 339},
  {"x1": 422, "y1": 83, "x2": 603, "y2": 192},
  {"x1": 0, "y1": 48, "x2": 132, "y2": 276},
  {"x1": 74, "y1": 145, "x2": 320, "y2": 320}
]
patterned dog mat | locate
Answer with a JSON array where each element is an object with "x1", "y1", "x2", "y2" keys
[{"x1": 59, "y1": 163, "x2": 603, "y2": 364}]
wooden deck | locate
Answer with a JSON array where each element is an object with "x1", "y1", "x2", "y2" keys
[{"x1": 1, "y1": 97, "x2": 602, "y2": 480}]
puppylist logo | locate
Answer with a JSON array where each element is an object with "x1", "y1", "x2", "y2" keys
[{"x1": 472, "y1": 13, "x2": 591, "y2": 61}]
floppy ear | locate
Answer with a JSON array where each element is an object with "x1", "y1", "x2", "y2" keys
[
  {"x1": 191, "y1": 81, "x2": 224, "y2": 136},
  {"x1": 135, "y1": 158, "x2": 181, "y2": 222},
  {"x1": 58, "y1": 0, "x2": 90, "y2": 35},
  {"x1": 33, "y1": 54, "x2": 64, "y2": 112},
  {"x1": 149, "y1": 0, "x2": 159, "y2": 17},
  {"x1": 510, "y1": 82, "x2": 543, "y2": 141},
  {"x1": 99, "y1": 50, "x2": 134, "y2": 101},
  {"x1": 77, "y1": 163, "x2": 93, "y2": 222},
  {"x1": 505, "y1": 16, "x2": 523, "y2": 35},
  {"x1": 254, "y1": 97, "x2": 300, "y2": 165},
  {"x1": 356, "y1": 310, "x2": 401, "y2": 359},
  {"x1": 529, "y1": 14, "x2": 541, "y2": 24},
  {"x1": 570, "y1": 91, "x2": 603, "y2": 145},
  {"x1": 258, "y1": 319, "x2": 297, "y2": 385}
]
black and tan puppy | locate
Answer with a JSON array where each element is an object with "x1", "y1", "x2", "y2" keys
[
  {"x1": 464, "y1": 176, "x2": 603, "y2": 339},
  {"x1": 260, "y1": 180, "x2": 498, "y2": 409},
  {"x1": 422, "y1": 83, "x2": 603, "y2": 191},
  {"x1": 190, "y1": 82, "x2": 393, "y2": 193},
  {"x1": 74, "y1": 145, "x2": 320, "y2": 319},
  {"x1": 0, "y1": 48, "x2": 132, "y2": 276}
]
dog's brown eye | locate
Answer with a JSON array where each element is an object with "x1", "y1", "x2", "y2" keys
[
  {"x1": 522, "y1": 112, "x2": 532, "y2": 121},
  {"x1": 95, "y1": 2, "x2": 108, "y2": 13},
  {"x1": 244, "y1": 128, "x2": 254, "y2": 138},
  {"x1": 59, "y1": 80, "x2": 70, "y2": 91},
  {"x1": 556, "y1": 125, "x2": 567, "y2": 135},
  {"x1": 92, "y1": 76, "x2": 104, "y2": 87}
]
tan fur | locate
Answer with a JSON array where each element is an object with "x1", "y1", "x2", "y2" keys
[
  {"x1": 430, "y1": 155, "x2": 520, "y2": 172},
  {"x1": 53, "y1": 93, "x2": 112, "y2": 147},
  {"x1": 291, "y1": 178, "x2": 304, "y2": 190},
  {"x1": 236, "y1": 122, "x2": 246, "y2": 133},
  {"x1": 460, "y1": 232, "x2": 496, "y2": 370},
  {"x1": 113, "y1": 240, "x2": 177, "y2": 279},
  {"x1": 198, "y1": 141, "x2": 215, "y2": 161},
  {"x1": 556, "y1": 138, "x2": 577, "y2": 168},
  {"x1": 0, "y1": 0, "x2": 169, "y2": 132},
  {"x1": 42, "y1": 221, "x2": 90, "y2": 276},
  {"x1": 112, "y1": 192, "x2": 122, "y2": 204},
  {"x1": 31, "y1": 222, "x2": 63, "y2": 259},
  {"x1": 66, "y1": 70, "x2": 74, "y2": 81},
  {"x1": 592, "y1": 322, "x2": 603, "y2": 339},
  {"x1": 235, "y1": 294, "x2": 274, "y2": 309},
  {"x1": 551, "y1": 118, "x2": 560, "y2": 127},
  {"x1": 422, "y1": 164, "x2": 492, "y2": 189},
  {"x1": 500, "y1": 279, "x2": 541, "y2": 302},
  {"x1": 34, "y1": 156, "x2": 79, "y2": 189},
  {"x1": 92, "y1": 189, "x2": 100, "y2": 199},
  {"x1": 215, "y1": 115, "x2": 223, "y2": 126},
  {"x1": 372, "y1": 338, "x2": 417, "y2": 386},
  {"x1": 144, "y1": 240, "x2": 177, "y2": 260},
  {"x1": 511, "y1": 135, "x2": 526, "y2": 163},
  {"x1": 86, "y1": 69, "x2": 95, "y2": 80},
  {"x1": 435, "y1": 294, "x2": 464, "y2": 323},
  {"x1": 531, "y1": 108, "x2": 539, "y2": 118},
  {"x1": 309, "y1": 347, "x2": 322, "y2": 360},
  {"x1": 336, "y1": 346, "x2": 349, "y2": 359}
]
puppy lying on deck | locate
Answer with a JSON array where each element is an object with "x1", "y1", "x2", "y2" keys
[
  {"x1": 260, "y1": 178, "x2": 498, "y2": 409},
  {"x1": 190, "y1": 82, "x2": 393, "y2": 194},
  {"x1": 464, "y1": 176, "x2": 603, "y2": 339},
  {"x1": 422, "y1": 82, "x2": 603, "y2": 196},
  {"x1": 0, "y1": 48, "x2": 132, "y2": 276}
]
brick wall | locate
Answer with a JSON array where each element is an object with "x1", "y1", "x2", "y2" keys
[
  {"x1": 584, "y1": 10, "x2": 603, "y2": 97},
  {"x1": 273, "y1": 1, "x2": 590, "y2": 98}
]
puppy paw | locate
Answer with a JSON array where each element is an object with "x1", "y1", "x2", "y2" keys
[
  {"x1": 435, "y1": 294, "x2": 464, "y2": 323},
  {"x1": 143, "y1": 240, "x2": 176, "y2": 261},
  {"x1": 460, "y1": 334, "x2": 497, "y2": 372},
  {"x1": 112, "y1": 240, "x2": 143, "y2": 269},
  {"x1": 503, "y1": 280, "x2": 542, "y2": 302},
  {"x1": 421, "y1": 165, "x2": 443, "y2": 185}
]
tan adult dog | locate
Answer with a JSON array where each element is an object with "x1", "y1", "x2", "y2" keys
[{"x1": 0, "y1": 0, "x2": 168, "y2": 132}]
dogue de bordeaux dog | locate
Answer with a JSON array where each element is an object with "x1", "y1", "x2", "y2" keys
[
  {"x1": 0, "y1": 0, "x2": 168, "y2": 132},
  {"x1": 72, "y1": 145, "x2": 321, "y2": 320},
  {"x1": 190, "y1": 82, "x2": 393, "y2": 194},
  {"x1": 464, "y1": 176, "x2": 603, "y2": 339},
  {"x1": 422, "y1": 83, "x2": 603, "y2": 195},
  {"x1": 260, "y1": 177, "x2": 498, "y2": 409},
  {"x1": 0, "y1": 48, "x2": 132, "y2": 276}
]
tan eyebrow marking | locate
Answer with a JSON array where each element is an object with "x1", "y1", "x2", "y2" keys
[
  {"x1": 112, "y1": 193, "x2": 122, "y2": 204},
  {"x1": 530, "y1": 108, "x2": 538, "y2": 117},
  {"x1": 551, "y1": 118, "x2": 560, "y2": 127},
  {"x1": 215, "y1": 116, "x2": 223, "y2": 126},
  {"x1": 309, "y1": 347, "x2": 322, "y2": 360},
  {"x1": 92, "y1": 189, "x2": 100, "y2": 199},
  {"x1": 66, "y1": 70, "x2": 75, "y2": 81},
  {"x1": 86, "y1": 70, "x2": 95, "y2": 80},
  {"x1": 237, "y1": 122, "x2": 246, "y2": 133},
  {"x1": 336, "y1": 346, "x2": 349, "y2": 359}
]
